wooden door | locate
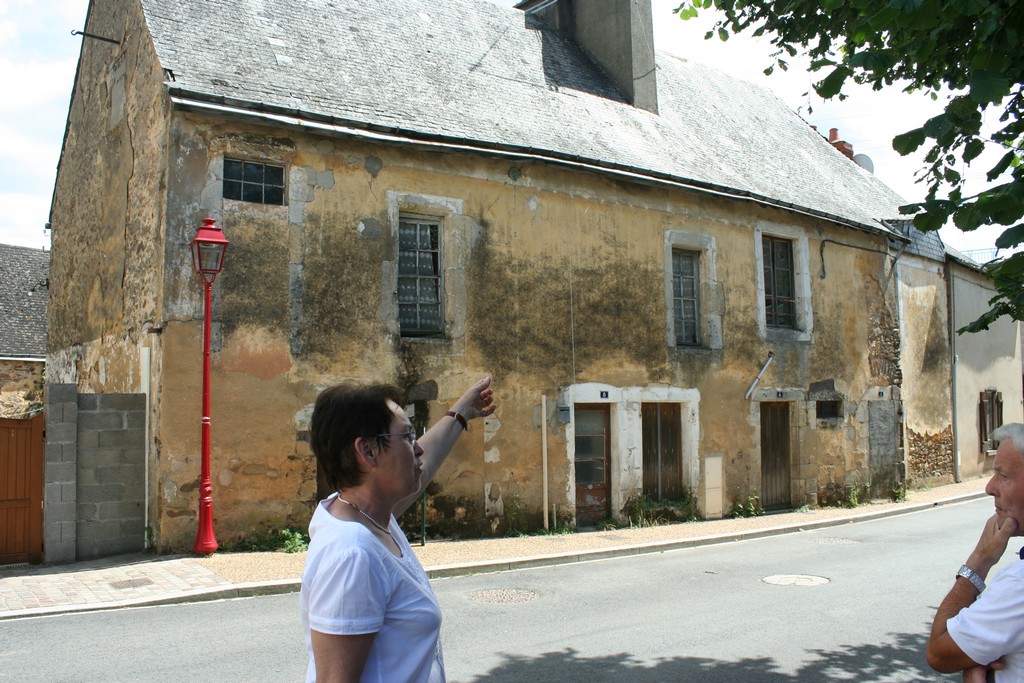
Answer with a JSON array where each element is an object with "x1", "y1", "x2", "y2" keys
[
  {"x1": 641, "y1": 403, "x2": 682, "y2": 500},
  {"x1": 760, "y1": 402, "x2": 791, "y2": 511},
  {"x1": 574, "y1": 405, "x2": 610, "y2": 526},
  {"x1": 0, "y1": 413, "x2": 45, "y2": 564}
]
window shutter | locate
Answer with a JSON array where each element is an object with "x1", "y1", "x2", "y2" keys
[{"x1": 979, "y1": 392, "x2": 989, "y2": 452}]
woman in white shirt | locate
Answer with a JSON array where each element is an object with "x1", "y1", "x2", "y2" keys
[{"x1": 300, "y1": 377, "x2": 495, "y2": 683}]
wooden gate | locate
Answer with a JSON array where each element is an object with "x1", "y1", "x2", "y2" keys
[
  {"x1": 760, "y1": 402, "x2": 791, "y2": 510},
  {"x1": 641, "y1": 403, "x2": 682, "y2": 500},
  {"x1": 0, "y1": 413, "x2": 45, "y2": 564}
]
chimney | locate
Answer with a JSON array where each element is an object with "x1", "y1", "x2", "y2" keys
[
  {"x1": 517, "y1": 0, "x2": 659, "y2": 114},
  {"x1": 828, "y1": 127, "x2": 854, "y2": 159}
]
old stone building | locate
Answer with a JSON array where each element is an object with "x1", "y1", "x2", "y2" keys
[{"x1": 46, "y1": 0, "x2": 1013, "y2": 553}]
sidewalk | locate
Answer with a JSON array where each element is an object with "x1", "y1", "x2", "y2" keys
[{"x1": 0, "y1": 477, "x2": 990, "y2": 620}]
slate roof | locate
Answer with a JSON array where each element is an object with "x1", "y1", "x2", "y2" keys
[
  {"x1": 0, "y1": 244, "x2": 49, "y2": 358},
  {"x1": 887, "y1": 219, "x2": 948, "y2": 262},
  {"x1": 138, "y1": 0, "x2": 908, "y2": 235}
]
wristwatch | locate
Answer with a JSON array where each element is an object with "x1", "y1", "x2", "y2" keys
[{"x1": 956, "y1": 564, "x2": 986, "y2": 593}]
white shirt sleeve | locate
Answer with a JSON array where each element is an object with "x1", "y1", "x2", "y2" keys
[
  {"x1": 948, "y1": 564, "x2": 1024, "y2": 666},
  {"x1": 305, "y1": 544, "x2": 390, "y2": 635}
]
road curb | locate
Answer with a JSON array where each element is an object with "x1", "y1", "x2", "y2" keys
[
  {"x1": 0, "y1": 491, "x2": 987, "y2": 619},
  {"x1": 423, "y1": 491, "x2": 988, "y2": 579}
]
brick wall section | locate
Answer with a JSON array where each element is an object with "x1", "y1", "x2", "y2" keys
[
  {"x1": 43, "y1": 383, "x2": 78, "y2": 563},
  {"x1": 75, "y1": 393, "x2": 147, "y2": 559},
  {"x1": 43, "y1": 385, "x2": 147, "y2": 562}
]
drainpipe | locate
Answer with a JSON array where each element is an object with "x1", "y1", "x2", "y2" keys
[
  {"x1": 140, "y1": 347, "x2": 152, "y2": 547},
  {"x1": 946, "y1": 264, "x2": 961, "y2": 482},
  {"x1": 745, "y1": 352, "x2": 775, "y2": 400},
  {"x1": 542, "y1": 394, "x2": 549, "y2": 531}
]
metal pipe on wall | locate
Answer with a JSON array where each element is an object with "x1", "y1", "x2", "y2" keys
[{"x1": 542, "y1": 394, "x2": 549, "y2": 531}]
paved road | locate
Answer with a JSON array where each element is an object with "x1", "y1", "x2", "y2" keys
[
  {"x1": 0, "y1": 497, "x2": 1002, "y2": 682},
  {"x1": 436, "y1": 498, "x2": 1002, "y2": 682}
]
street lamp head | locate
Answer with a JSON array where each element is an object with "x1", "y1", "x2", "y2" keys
[{"x1": 191, "y1": 217, "x2": 229, "y2": 284}]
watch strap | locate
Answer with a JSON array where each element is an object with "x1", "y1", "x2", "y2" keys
[
  {"x1": 956, "y1": 564, "x2": 986, "y2": 593},
  {"x1": 445, "y1": 410, "x2": 468, "y2": 431}
]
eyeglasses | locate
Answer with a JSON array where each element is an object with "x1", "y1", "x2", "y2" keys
[{"x1": 375, "y1": 431, "x2": 417, "y2": 446}]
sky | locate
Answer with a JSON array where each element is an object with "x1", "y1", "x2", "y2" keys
[{"x1": 0, "y1": 0, "x2": 1007, "y2": 256}]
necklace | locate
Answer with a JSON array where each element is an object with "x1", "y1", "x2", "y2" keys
[{"x1": 337, "y1": 496, "x2": 393, "y2": 537}]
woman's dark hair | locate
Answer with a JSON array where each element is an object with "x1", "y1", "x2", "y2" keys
[{"x1": 309, "y1": 383, "x2": 406, "y2": 492}]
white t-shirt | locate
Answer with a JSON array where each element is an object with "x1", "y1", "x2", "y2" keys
[
  {"x1": 300, "y1": 493, "x2": 445, "y2": 683},
  {"x1": 948, "y1": 559, "x2": 1024, "y2": 682}
]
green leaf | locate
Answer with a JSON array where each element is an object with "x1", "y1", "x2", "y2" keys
[
  {"x1": 987, "y1": 151, "x2": 1017, "y2": 181},
  {"x1": 953, "y1": 203, "x2": 982, "y2": 230},
  {"x1": 718, "y1": 27, "x2": 729, "y2": 41},
  {"x1": 995, "y1": 223, "x2": 1024, "y2": 249},
  {"x1": 815, "y1": 66, "x2": 851, "y2": 99},
  {"x1": 922, "y1": 113, "x2": 954, "y2": 142},
  {"x1": 913, "y1": 209, "x2": 947, "y2": 233},
  {"x1": 969, "y1": 69, "x2": 1011, "y2": 105},
  {"x1": 893, "y1": 127, "x2": 926, "y2": 155},
  {"x1": 962, "y1": 138, "x2": 985, "y2": 163}
]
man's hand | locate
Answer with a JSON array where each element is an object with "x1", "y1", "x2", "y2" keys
[{"x1": 967, "y1": 514, "x2": 1018, "y2": 581}]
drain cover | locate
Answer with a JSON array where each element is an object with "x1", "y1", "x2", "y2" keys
[
  {"x1": 467, "y1": 589, "x2": 539, "y2": 604},
  {"x1": 109, "y1": 577, "x2": 154, "y2": 590},
  {"x1": 809, "y1": 537, "x2": 859, "y2": 545},
  {"x1": 762, "y1": 574, "x2": 830, "y2": 586}
]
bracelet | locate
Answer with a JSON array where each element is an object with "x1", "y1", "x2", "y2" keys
[
  {"x1": 445, "y1": 410, "x2": 468, "y2": 431},
  {"x1": 956, "y1": 564, "x2": 986, "y2": 593}
]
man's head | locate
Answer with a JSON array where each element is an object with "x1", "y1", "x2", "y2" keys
[{"x1": 987, "y1": 423, "x2": 1024, "y2": 536}]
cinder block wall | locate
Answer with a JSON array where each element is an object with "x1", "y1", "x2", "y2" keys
[
  {"x1": 76, "y1": 393, "x2": 147, "y2": 559},
  {"x1": 43, "y1": 383, "x2": 78, "y2": 563},
  {"x1": 44, "y1": 385, "x2": 147, "y2": 562}
]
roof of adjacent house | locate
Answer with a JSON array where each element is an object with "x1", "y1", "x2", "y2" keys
[
  {"x1": 0, "y1": 243, "x2": 49, "y2": 359},
  {"x1": 138, "y1": 0, "x2": 909, "y2": 235}
]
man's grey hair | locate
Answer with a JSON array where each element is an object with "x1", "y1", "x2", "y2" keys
[{"x1": 992, "y1": 423, "x2": 1024, "y2": 456}]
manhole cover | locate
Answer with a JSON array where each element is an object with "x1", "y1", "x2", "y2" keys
[
  {"x1": 467, "y1": 589, "x2": 539, "y2": 604},
  {"x1": 809, "y1": 537, "x2": 859, "y2": 545},
  {"x1": 762, "y1": 574, "x2": 830, "y2": 586},
  {"x1": 109, "y1": 577, "x2": 154, "y2": 590}
]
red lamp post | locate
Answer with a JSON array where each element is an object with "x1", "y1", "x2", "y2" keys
[{"x1": 190, "y1": 217, "x2": 228, "y2": 555}]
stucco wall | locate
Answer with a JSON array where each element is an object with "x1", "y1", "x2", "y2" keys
[
  {"x1": 951, "y1": 264, "x2": 1023, "y2": 480},
  {"x1": 896, "y1": 254, "x2": 954, "y2": 483},
  {"x1": 135, "y1": 110, "x2": 903, "y2": 549}
]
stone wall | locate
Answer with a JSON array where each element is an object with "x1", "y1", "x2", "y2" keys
[
  {"x1": 906, "y1": 426, "x2": 954, "y2": 483},
  {"x1": 0, "y1": 358, "x2": 44, "y2": 394}
]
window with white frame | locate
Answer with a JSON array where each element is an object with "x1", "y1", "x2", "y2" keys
[
  {"x1": 398, "y1": 214, "x2": 443, "y2": 336},
  {"x1": 664, "y1": 230, "x2": 721, "y2": 351},
  {"x1": 754, "y1": 223, "x2": 812, "y2": 341},
  {"x1": 672, "y1": 250, "x2": 700, "y2": 347}
]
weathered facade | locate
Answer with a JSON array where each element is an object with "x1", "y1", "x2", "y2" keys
[
  {"x1": 48, "y1": 0, "x2": 1006, "y2": 553},
  {"x1": 894, "y1": 225, "x2": 1022, "y2": 487}
]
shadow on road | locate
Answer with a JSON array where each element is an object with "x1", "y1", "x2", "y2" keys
[{"x1": 463, "y1": 629, "x2": 956, "y2": 682}]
